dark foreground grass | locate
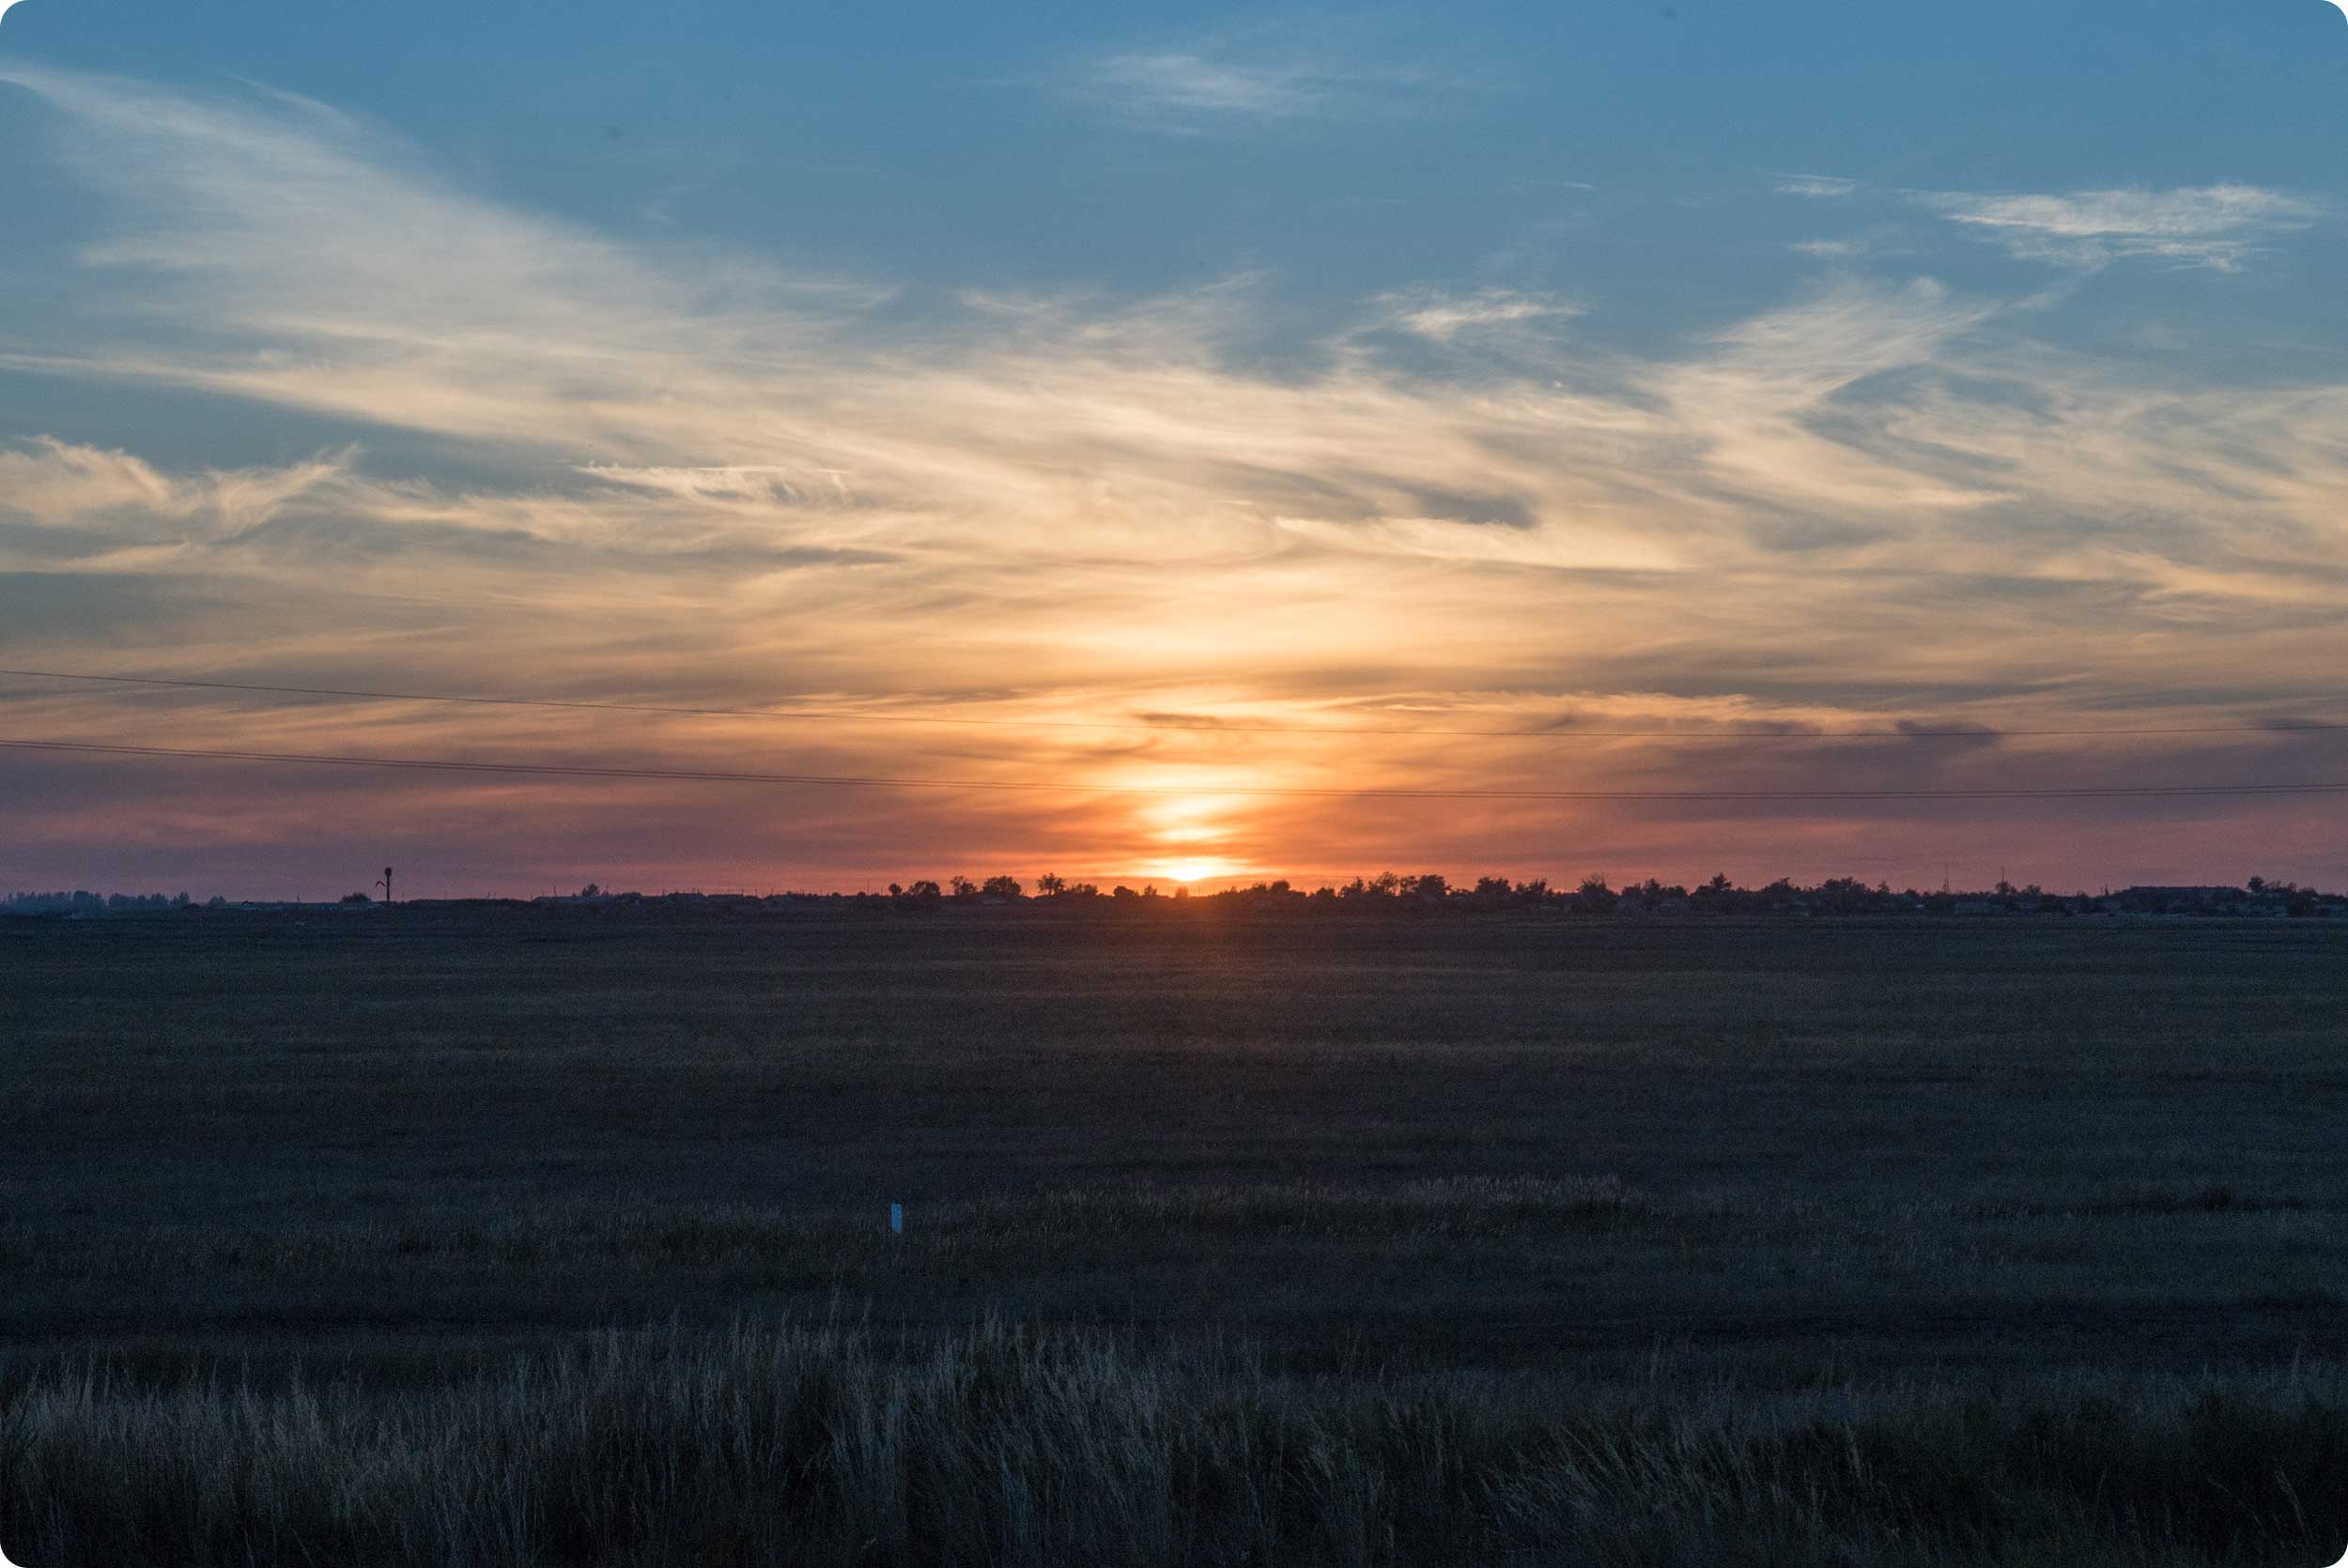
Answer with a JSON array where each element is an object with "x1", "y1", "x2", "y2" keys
[
  {"x1": 11, "y1": 1320, "x2": 2348, "y2": 1568},
  {"x1": 8, "y1": 909, "x2": 2348, "y2": 1562}
]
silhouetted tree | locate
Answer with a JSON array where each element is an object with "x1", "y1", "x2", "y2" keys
[
  {"x1": 1814, "y1": 877, "x2": 1867, "y2": 915},
  {"x1": 981, "y1": 876, "x2": 1023, "y2": 899}
]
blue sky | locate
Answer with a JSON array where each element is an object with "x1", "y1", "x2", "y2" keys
[
  {"x1": 11, "y1": 0, "x2": 2344, "y2": 359},
  {"x1": 2, "y1": 1, "x2": 2346, "y2": 896}
]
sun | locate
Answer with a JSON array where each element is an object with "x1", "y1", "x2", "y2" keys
[{"x1": 1156, "y1": 858, "x2": 1232, "y2": 885}]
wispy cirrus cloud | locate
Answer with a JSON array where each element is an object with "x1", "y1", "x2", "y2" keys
[
  {"x1": 1372, "y1": 287, "x2": 1579, "y2": 343},
  {"x1": 1068, "y1": 23, "x2": 1455, "y2": 131},
  {"x1": 1775, "y1": 175, "x2": 1858, "y2": 199},
  {"x1": 0, "y1": 437, "x2": 349, "y2": 540},
  {"x1": 1082, "y1": 50, "x2": 1335, "y2": 123},
  {"x1": 579, "y1": 465, "x2": 859, "y2": 508},
  {"x1": 1918, "y1": 184, "x2": 2325, "y2": 271},
  {"x1": 1791, "y1": 231, "x2": 1908, "y2": 261}
]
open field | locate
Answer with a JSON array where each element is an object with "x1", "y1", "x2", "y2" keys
[{"x1": 6, "y1": 905, "x2": 2348, "y2": 1562}]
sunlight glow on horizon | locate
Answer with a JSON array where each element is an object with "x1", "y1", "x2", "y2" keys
[
  {"x1": 1137, "y1": 792, "x2": 1249, "y2": 849},
  {"x1": 1154, "y1": 858, "x2": 1239, "y2": 885}
]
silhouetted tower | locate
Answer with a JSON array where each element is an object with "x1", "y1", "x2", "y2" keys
[{"x1": 376, "y1": 866, "x2": 394, "y2": 906}]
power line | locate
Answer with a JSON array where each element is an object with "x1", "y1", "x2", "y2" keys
[
  {"x1": 6, "y1": 737, "x2": 2346, "y2": 803},
  {"x1": 4, "y1": 667, "x2": 2343, "y2": 744}
]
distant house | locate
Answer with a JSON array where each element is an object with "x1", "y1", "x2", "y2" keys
[{"x1": 2117, "y1": 886, "x2": 2242, "y2": 915}]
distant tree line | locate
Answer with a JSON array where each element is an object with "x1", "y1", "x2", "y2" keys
[
  {"x1": 0, "y1": 890, "x2": 217, "y2": 915},
  {"x1": 16, "y1": 876, "x2": 2348, "y2": 918},
  {"x1": 840, "y1": 873, "x2": 2347, "y2": 918}
]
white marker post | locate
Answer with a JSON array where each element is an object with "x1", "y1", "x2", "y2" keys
[{"x1": 889, "y1": 1202, "x2": 904, "y2": 1235}]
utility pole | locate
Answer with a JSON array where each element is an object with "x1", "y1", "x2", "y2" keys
[{"x1": 377, "y1": 866, "x2": 394, "y2": 906}]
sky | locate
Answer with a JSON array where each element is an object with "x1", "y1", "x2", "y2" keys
[{"x1": 2, "y1": 0, "x2": 2347, "y2": 899}]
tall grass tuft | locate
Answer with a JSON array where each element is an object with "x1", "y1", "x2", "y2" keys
[{"x1": 8, "y1": 1321, "x2": 2348, "y2": 1565}]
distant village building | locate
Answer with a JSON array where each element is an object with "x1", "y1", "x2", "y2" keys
[
  {"x1": 2118, "y1": 886, "x2": 2243, "y2": 915},
  {"x1": 1611, "y1": 893, "x2": 1691, "y2": 916}
]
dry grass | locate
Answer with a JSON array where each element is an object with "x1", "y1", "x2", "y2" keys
[{"x1": 9, "y1": 1320, "x2": 2348, "y2": 1567}]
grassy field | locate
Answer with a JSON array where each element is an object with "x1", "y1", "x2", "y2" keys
[{"x1": 5, "y1": 904, "x2": 2348, "y2": 1562}]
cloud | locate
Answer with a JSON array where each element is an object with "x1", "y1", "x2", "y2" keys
[
  {"x1": 5, "y1": 68, "x2": 2348, "y2": 891},
  {"x1": 0, "y1": 439, "x2": 191, "y2": 523},
  {"x1": 1918, "y1": 184, "x2": 2325, "y2": 271},
  {"x1": 1789, "y1": 226, "x2": 1912, "y2": 263},
  {"x1": 1633, "y1": 278, "x2": 2029, "y2": 530},
  {"x1": 0, "y1": 438, "x2": 348, "y2": 541},
  {"x1": 1083, "y1": 51, "x2": 1330, "y2": 121},
  {"x1": 1776, "y1": 176, "x2": 1858, "y2": 199},
  {"x1": 1069, "y1": 24, "x2": 1451, "y2": 130},
  {"x1": 1373, "y1": 288, "x2": 1580, "y2": 343},
  {"x1": 580, "y1": 465, "x2": 857, "y2": 508},
  {"x1": 0, "y1": 65, "x2": 893, "y2": 464}
]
